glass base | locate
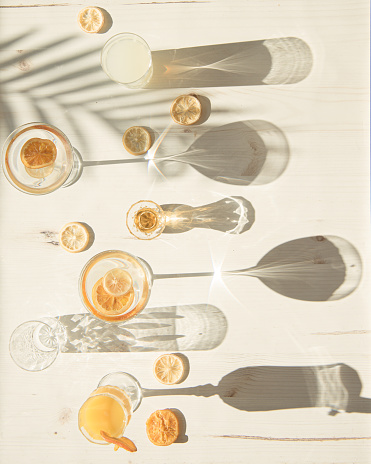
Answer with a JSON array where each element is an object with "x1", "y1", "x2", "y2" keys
[{"x1": 98, "y1": 372, "x2": 143, "y2": 411}]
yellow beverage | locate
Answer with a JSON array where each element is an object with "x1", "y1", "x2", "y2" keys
[{"x1": 78, "y1": 386, "x2": 132, "y2": 444}]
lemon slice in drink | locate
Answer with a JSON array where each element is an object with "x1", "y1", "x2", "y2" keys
[
  {"x1": 153, "y1": 354, "x2": 185, "y2": 385},
  {"x1": 78, "y1": 7, "x2": 105, "y2": 34},
  {"x1": 59, "y1": 222, "x2": 90, "y2": 253},
  {"x1": 21, "y1": 138, "x2": 57, "y2": 169},
  {"x1": 103, "y1": 268, "x2": 133, "y2": 297},
  {"x1": 123, "y1": 126, "x2": 152, "y2": 156},
  {"x1": 170, "y1": 94, "x2": 202, "y2": 125},
  {"x1": 146, "y1": 409, "x2": 179, "y2": 446},
  {"x1": 25, "y1": 164, "x2": 54, "y2": 179}
]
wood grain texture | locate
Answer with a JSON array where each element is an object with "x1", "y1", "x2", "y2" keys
[{"x1": 0, "y1": 0, "x2": 370, "y2": 463}]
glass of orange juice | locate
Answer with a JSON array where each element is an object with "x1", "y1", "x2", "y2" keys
[{"x1": 78, "y1": 372, "x2": 142, "y2": 445}]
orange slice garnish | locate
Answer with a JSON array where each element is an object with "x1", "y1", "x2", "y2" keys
[
  {"x1": 170, "y1": 94, "x2": 201, "y2": 125},
  {"x1": 92, "y1": 278, "x2": 134, "y2": 315},
  {"x1": 100, "y1": 431, "x2": 137, "y2": 452},
  {"x1": 20, "y1": 138, "x2": 57, "y2": 169},
  {"x1": 78, "y1": 7, "x2": 105, "y2": 34},
  {"x1": 153, "y1": 354, "x2": 185, "y2": 385},
  {"x1": 123, "y1": 126, "x2": 152, "y2": 156},
  {"x1": 146, "y1": 409, "x2": 179, "y2": 446}
]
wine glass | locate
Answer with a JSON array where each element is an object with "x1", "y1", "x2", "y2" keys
[
  {"x1": 1, "y1": 122, "x2": 82, "y2": 195},
  {"x1": 79, "y1": 250, "x2": 153, "y2": 323}
]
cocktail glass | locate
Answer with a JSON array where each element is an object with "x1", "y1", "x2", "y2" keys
[
  {"x1": 9, "y1": 318, "x2": 67, "y2": 371},
  {"x1": 79, "y1": 250, "x2": 152, "y2": 323},
  {"x1": 101, "y1": 33, "x2": 153, "y2": 89},
  {"x1": 78, "y1": 372, "x2": 142, "y2": 445},
  {"x1": 126, "y1": 200, "x2": 167, "y2": 240},
  {"x1": 1, "y1": 122, "x2": 82, "y2": 195}
]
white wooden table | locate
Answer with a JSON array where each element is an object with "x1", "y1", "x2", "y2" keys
[{"x1": 0, "y1": 1, "x2": 370, "y2": 463}]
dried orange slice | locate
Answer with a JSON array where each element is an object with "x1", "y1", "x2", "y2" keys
[
  {"x1": 92, "y1": 278, "x2": 134, "y2": 315},
  {"x1": 123, "y1": 126, "x2": 152, "y2": 156},
  {"x1": 59, "y1": 222, "x2": 90, "y2": 253},
  {"x1": 170, "y1": 94, "x2": 201, "y2": 125},
  {"x1": 146, "y1": 409, "x2": 179, "y2": 446},
  {"x1": 25, "y1": 164, "x2": 54, "y2": 179},
  {"x1": 103, "y1": 268, "x2": 133, "y2": 297},
  {"x1": 100, "y1": 431, "x2": 137, "y2": 452},
  {"x1": 20, "y1": 138, "x2": 57, "y2": 169},
  {"x1": 153, "y1": 354, "x2": 185, "y2": 385},
  {"x1": 78, "y1": 7, "x2": 105, "y2": 34}
]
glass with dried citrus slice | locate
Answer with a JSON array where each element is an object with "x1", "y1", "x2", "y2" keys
[
  {"x1": 79, "y1": 372, "x2": 142, "y2": 448},
  {"x1": 126, "y1": 200, "x2": 166, "y2": 240},
  {"x1": 1, "y1": 122, "x2": 82, "y2": 195},
  {"x1": 101, "y1": 33, "x2": 153, "y2": 88},
  {"x1": 79, "y1": 250, "x2": 152, "y2": 323}
]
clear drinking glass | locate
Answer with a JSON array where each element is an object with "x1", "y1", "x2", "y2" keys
[
  {"x1": 126, "y1": 200, "x2": 166, "y2": 240},
  {"x1": 79, "y1": 250, "x2": 152, "y2": 323},
  {"x1": 101, "y1": 33, "x2": 153, "y2": 88},
  {"x1": 78, "y1": 372, "x2": 142, "y2": 445},
  {"x1": 9, "y1": 319, "x2": 67, "y2": 371},
  {"x1": 1, "y1": 122, "x2": 82, "y2": 195}
]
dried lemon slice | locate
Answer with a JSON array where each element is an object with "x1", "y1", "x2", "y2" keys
[
  {"x1": 146, "y1": 409, "x2": 179, "y2": 446},
  {"x1": 78, "y1": 7, "x2": 105, "y2": 34},
  {"x1": 92, "y1": 278, "x2": 135, "y2": 315},
  {"x1": 170, "y1": 94, "x2": 202, "y2": 125},
  {"x1": 153, "y1": 354, "x2": 185, "y2": 385},
  {"x1": 59, "y1": 222, "x2": 90, "y2": 253},
  {"x1": 123, "y1": 126, "x2": 152, "y2": 156},
  {"x1": 25, "y1": 164, "x2": 54, "y2": 179},
  {"x1": 103, "y1": 268, "x2": 133, "y2": 297},
  {"x1": 20, "y1": 138, "x2": 57, "y2": 169}
]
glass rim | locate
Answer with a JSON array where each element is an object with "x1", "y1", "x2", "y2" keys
[
  {"x1": 9, "y1": 319, "x2": 61, "y2": 372},
  {"x1": 78, "y1": 249, "x2": 152, "y2": 323},
  {"x1": 1, "y1": 122, "x2": 74, "y2": 195},
  {"x1": 100, "y1": 32, "x2": 152, "y2": 85},
  {"x1": 126, "y1": 200, "x2": 166, "y2": 240}
]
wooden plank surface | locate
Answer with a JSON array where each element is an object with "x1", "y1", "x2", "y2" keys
[{"x1": 0, "y1": 1, "x2": 370, "y2": 463}]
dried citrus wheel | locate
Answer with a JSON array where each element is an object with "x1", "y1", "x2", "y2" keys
[
  {"x1": 103, "y1": 268, "x2": 133, "y2": 297},
  {"x1": 92, "y1": 278, "x2": 135, "y2": 315},
  {"x1": 25, "y1": 164, "x2": 54, "y2": 179},
  {"x1": 170, "y1": 94, "x2": 202, "y2": 125},
  {"x1": 153, "y1": 354, "x2": 185, "y2": 385},
  {"x1": 123, "y1": 126, "x2": 152, "y2": 156},
  {"x1": 59, "y1": 222, "x2": 90, "y2": 253},
  {"x1": 20, "y1": 138, "x2": 57, "y2": 169},
  {"x1": 146, "y1": 409, "x2": 179, "y2": 446},
  {"x1": 78, "y1": 7, "x2": 105, "y2": 34}
]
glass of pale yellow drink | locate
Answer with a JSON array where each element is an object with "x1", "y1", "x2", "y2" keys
[{"x1": 101, "y1": 33, "x2": 153, "y2": 88}]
